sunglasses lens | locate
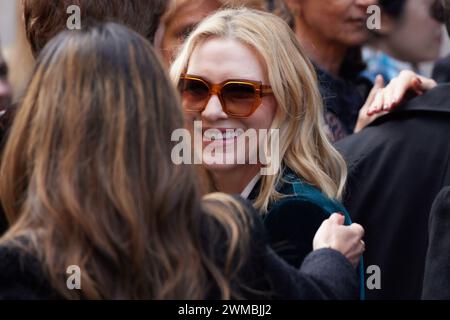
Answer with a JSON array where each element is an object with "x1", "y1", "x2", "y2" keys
[
  {"x1": 222, "y1": 83, "x2": 257, "y2": 117},
  {"x1": 179, "y1": 78, "x2": 210, "y2": 111}
]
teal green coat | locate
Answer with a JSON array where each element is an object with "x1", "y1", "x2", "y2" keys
[{"x1": 249, "y1": 169, "x2": 365, "y2": 299}]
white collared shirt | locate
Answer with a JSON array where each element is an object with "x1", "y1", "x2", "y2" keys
[{"x1": 240, "y1": 174, "x2": 261, "y2": 199}]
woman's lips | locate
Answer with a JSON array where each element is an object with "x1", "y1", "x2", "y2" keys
[
  {"x1": 347, "y1": 17, "x2": 366, "y2": 26},
  {"x1": 202, "y1": 128, "x2": 244, "y2": 146}
]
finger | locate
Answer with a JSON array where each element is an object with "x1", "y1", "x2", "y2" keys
[
  {"x1": 368, "y1": 91, "x2": 385, "y2": 116},
  {"x1": 389, "y1": 71, "x2": 419, "y2": 106},
  {"x1": 360, "y1": 239, "x2": 366, "y2": 252},
  {"x1": 372, "y1": 75, "x2": 385, "y2": 93},
  {"x1": 383, "y1": 78, "x2": 400, "y2": 111},
  {"x1": 411, "y1": 77, "x2": 424, "y2": 95},
  {"x1": 365, "y1": 75, "x2": 384, "y2": 110},
  {"x1": 349, "y1": 223, "x2": 365, "y2": 238},
  {"x1": 417, "y1": 76, "x2": 437, "y2": 91},
  {"x1": 362, "y1": 75, "x2": 384, "y2": 114},
  {"x1": 337, "y1": 213, "x2": 345, "y2": 225},
  {"x1": 328, "y1": 213, "x2": 344, "y2": 225}
]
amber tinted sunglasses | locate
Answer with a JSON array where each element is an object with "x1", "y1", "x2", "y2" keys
[{"x1": 178, "y1": 74, "x2": 273, "y2": 118}]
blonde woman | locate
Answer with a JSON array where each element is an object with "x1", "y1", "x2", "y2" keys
[{"x1": 170, "y1": 8, "x2": 361, "y2": 273}]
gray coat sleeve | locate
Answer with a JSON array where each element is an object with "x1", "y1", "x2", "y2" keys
[{"x1": 261, "y1": 247, "x2": 358, "y2": 300}]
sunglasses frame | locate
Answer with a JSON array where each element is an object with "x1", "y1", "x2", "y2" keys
[{"x1": 179, "y1": 74, "x2": 273, "y2": 118}]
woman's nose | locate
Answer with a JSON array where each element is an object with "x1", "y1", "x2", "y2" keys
[{"x1": 201, "y1": 94, "x2": 228, "y2": 122}]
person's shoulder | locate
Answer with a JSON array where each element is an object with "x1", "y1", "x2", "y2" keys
[
  {"x1": 270, "y1": 173, "x2": 340, "y2": 220},
  {"x1": 267, "y1": 195, "x2": 330, "y2": 220},
  {"x1": 0, "y1": 243, "x2": 55, "y2": 299},
  {"x1": 0, "y1": 244, "x2": 33, "y2": 274}
]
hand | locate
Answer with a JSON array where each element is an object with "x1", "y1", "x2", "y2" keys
[
  {"x1": 313, "y1": 213, "x2": 365, "y2": 268},
  {"x1": 354, "y1": 75, "x2": 386, "y2": 133},
  {"x1": 368, "y1": 70, "x2": 437, "y2": 116}
]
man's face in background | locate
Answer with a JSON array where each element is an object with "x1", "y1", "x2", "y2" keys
[{"x1": 0, "y1": 51, "x2": 11, "y2": 114}]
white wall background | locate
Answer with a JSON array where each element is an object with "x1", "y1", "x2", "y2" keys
[{"x1": 0, "y1": 0, "x2": 17, "y2": 49}]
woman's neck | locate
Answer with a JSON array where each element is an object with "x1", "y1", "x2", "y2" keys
[
  {"x1": 212, "y1": 165, "x2": 261, "y2": 195},
  {"x1": 294, "y1": 18, "x2": 348, "y2": 76},
  {"x1": 371, "y1": 40, "x2": 416, "y2": 68}
]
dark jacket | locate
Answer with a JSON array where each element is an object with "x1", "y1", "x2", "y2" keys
[
  {"x1": 316, "y1": 56, "x2": 373, "y2": 142},
  {"x1": 317, "y1": 68, "x2": 371, "y2": 142},
  {"x1": 335, "y1": 84, "x2": 450, "y2": 299},
  {"x1": 432, "y1": 54, "x2": 450, "y2": 84},
  {"x1": 249, "y1": 169, "x2": 351, "y2": 269},
  {"x1": 0, "y1": 202, "x2": 358, "y2": 300},
  {"x1": 422, "y1": 186, "x2": 450, "y2": 300}
]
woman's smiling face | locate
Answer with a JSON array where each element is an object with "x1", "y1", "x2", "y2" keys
[{"x1": 184, "y1": 37, "x2": 277, "y2": 171}]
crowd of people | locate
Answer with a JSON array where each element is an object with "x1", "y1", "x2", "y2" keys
[{"x1": 0, "y1": 0, "x2": 449, "y2": 300}]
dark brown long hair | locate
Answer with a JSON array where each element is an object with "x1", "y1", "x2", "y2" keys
[
  {"x1": 23, "y1": 0, "x2": 168, "y2": 57},
  {"x1": 0, "y1": 23, "x2": 251, "y2": 299}
]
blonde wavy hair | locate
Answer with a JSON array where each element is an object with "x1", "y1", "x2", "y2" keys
[{"x1": 170, "y1": 8, "x2": 347, "y2": 213}]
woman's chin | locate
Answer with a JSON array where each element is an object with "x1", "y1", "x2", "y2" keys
[{"x1": 202, "y1": 159, "x2": 240, "y2": 172}]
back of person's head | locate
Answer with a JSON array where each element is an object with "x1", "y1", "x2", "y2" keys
[
  {"x1": 171, "y1": 8, "x2": 347, "y2": 212},
  {"x1": 0, "y1": 22, "x2": 253, "y2": 299},
  {"x1": 22, "y1": 0, "x2": 167, "y2": 57}
]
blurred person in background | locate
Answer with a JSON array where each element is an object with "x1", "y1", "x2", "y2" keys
[
  {"x1": 0, "y1": 0, "x2": 169, "y2": 236},
  {"x1": 363, "y1": 0, "x2": 444, "y2": 83},
  {"x1": 0, "y1": 48, "x2": 11, "y2": 117},
  {"x1": 2, "y1": 0, "x2": 35, "y2": 104},
  {"x1": 432, "y1": 1, "x2": 450, "y2": 85},
  {"x1": 0, "y1": 44, "x2": 12, "y2": 235},
  {"x1": 336, "y1": 0, "x2": 450, "y2": 300},
  {"x1": 155, "y1": 0, "x2": 292, "y2": 67},
  {"x1": 284, "y1": 0, "x2": 378, "y2": 141},
  {"x1": 22, "y1": 0, "x2": 168, "y2": 58}
]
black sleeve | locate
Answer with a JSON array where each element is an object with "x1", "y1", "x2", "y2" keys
[
  {"x1": 422, "y1": 187, "x2": 450, "y2": 299},
  {"x1": 228, "y1": 197, "x2": 358, "y2": 300},
  {"x1": 0, "y1": 246, "x2": 55, "y2": 300},
  {"x1": 264, "y1": 198, "x2": 330, "y2": 268},
  {"x1": 261, "y1": 247, "x2": 358, "y2": 300}
]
